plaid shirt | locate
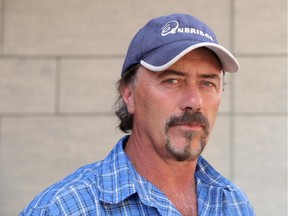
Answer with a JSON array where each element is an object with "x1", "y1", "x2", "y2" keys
[{"x1": 20, "y1": 136, "x2": 254, "y2": 215}]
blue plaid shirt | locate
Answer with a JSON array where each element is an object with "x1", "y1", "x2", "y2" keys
[{"x1": 20, "y1": 136, "x2": 254, "y2": 215}]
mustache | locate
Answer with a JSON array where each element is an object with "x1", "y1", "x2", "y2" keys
[{"x1": 165, "y1": 111, "x2": 210, "y2": 135}]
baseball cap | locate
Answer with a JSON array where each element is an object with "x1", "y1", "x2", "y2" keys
[{"x1": 121, "y1": 13, "x2": 239, "y2": 76}]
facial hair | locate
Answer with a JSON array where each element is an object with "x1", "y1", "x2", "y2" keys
[{"x1": 164, "y1": 110, "x2": 210, "y2": 161}]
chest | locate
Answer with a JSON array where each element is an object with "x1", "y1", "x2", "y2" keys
[{"x1": 167, "y1": 189, "x2": 198, "y2": 216}]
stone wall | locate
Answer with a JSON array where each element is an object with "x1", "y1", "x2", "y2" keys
[{"x1": 0, "y1": 0, "x2": 286, "y2": 215}]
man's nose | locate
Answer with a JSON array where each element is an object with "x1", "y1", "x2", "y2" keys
[{"x1": 180, "y1": 86, "x2": 204, "y2": 112}]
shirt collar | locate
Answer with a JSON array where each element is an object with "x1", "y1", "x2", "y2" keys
[
  {"x1": 98, "y1": 135, "x2": 235, "y2": 205},
  {"x1": 98, "y1": 135, "x2": 180, "y2": 214},
  {"x1": 196, "y1": 156, "x2": 236, "y2": 191},
  {"x1": 98, "y1": 135, "x2": 137, "y2": 204}
]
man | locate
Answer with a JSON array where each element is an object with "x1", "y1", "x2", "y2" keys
[{"x1": 20, "y1": 13, "x2": 254, "y2": 215}]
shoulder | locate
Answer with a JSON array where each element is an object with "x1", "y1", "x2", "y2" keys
[
  {"x1": 20, "y1": 136, "x2": 130, "y2": 215},
  {"x1": 19, "y1": 161, "x2": 103, "y2": 215}
]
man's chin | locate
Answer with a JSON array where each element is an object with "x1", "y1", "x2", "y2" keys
[{"x1": 165, "y1": 138, "x2": 205, "y2": 162}]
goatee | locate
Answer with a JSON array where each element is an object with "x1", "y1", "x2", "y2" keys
[{"x1": 165, "y1": 110, "x2": 210, "y2": 161}]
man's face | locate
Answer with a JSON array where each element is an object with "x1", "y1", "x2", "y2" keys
[{"x1": 124, "y1": 48, "x2": 223, "y2": 162}]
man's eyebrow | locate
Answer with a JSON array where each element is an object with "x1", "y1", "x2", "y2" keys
[
  {"x1": 157, "y1": 70, "x2": 222, "y2": 80},
  {"x1": 199, "y1": 73, "x2": 221, "y2": 80},
  {"x1": 157, "y1": 70, "x2": 187, "y2": 78}
]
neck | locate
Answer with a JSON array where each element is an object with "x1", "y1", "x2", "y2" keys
[
  {"x1": 124, "y1": 134, "x2": 198, "y2": 190},
  {"x1": 125, "y1": 133, "x2": 199, "y2": 215}
]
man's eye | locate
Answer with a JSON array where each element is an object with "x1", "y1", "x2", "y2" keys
[
  {"x1": 199, "y1": 81, "x2": 220, "y2": 93},
  {"x1": 201, "y1": 81, "x2": 215, "y2": 87},
  {"x1": 164, "y1": 79, "x2": 178, "y2": 84}
]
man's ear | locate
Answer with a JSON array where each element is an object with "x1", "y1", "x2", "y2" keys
[{"x1": 121, "y1": 85, "x2": 135, "y2": 114}]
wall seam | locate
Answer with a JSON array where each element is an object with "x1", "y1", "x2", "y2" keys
[
  {"x1": 0, "y1": 0, "x2": 5, "y2": 55},
  {"x1": 229, "y1": 0, "x2": 236, "y2": 181},
  {"x1": 0, "y1": 54, "x2": 125, "y2": 59},
  {"x1": 0, "y1": 111, "x2": 285, "y2": 118},
  {"x1": 0, "y1": 0, "x2": 5, "y2": 161},
  {"x1": 55, "y1": 58, "x2": 61, "y2": 114},
  {"x1": 0, "y1": 117, "x2": 2, "y2": 161},
  {"x1": 0, "y1": 54, "x2": 286, "y2": 59}
]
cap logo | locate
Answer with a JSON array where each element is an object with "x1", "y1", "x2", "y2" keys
[
  {"x1": 161, "y1": 20, "x2": 214, "y2": 42},
  {"x1": 161, "y1": 20, "x2": 179, "y2": 36}
]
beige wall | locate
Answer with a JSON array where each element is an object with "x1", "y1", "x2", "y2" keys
[{"x1": 0, "y1": 0, "x2": 286, "y2": 215}]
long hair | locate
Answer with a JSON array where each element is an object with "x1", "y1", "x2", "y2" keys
[{"x1": 114, "y1": 64, "x2": 140, "y2": 133}]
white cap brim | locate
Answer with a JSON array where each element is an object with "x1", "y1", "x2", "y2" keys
[{"x1": 140, "y1": 42, "x2": 239, "y2": 73}]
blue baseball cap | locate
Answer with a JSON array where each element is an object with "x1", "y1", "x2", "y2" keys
[{"x1": 121, "y1": 13, "x2": 239, "y2": 76}]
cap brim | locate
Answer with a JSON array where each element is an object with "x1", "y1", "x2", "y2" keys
[{"x1": 140, "y1": 42, "x2": 239, "y2": 73}]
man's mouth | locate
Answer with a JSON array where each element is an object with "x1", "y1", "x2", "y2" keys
[{"x1": 173, "y1": 123, "x2": 204, "y2": 131}]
